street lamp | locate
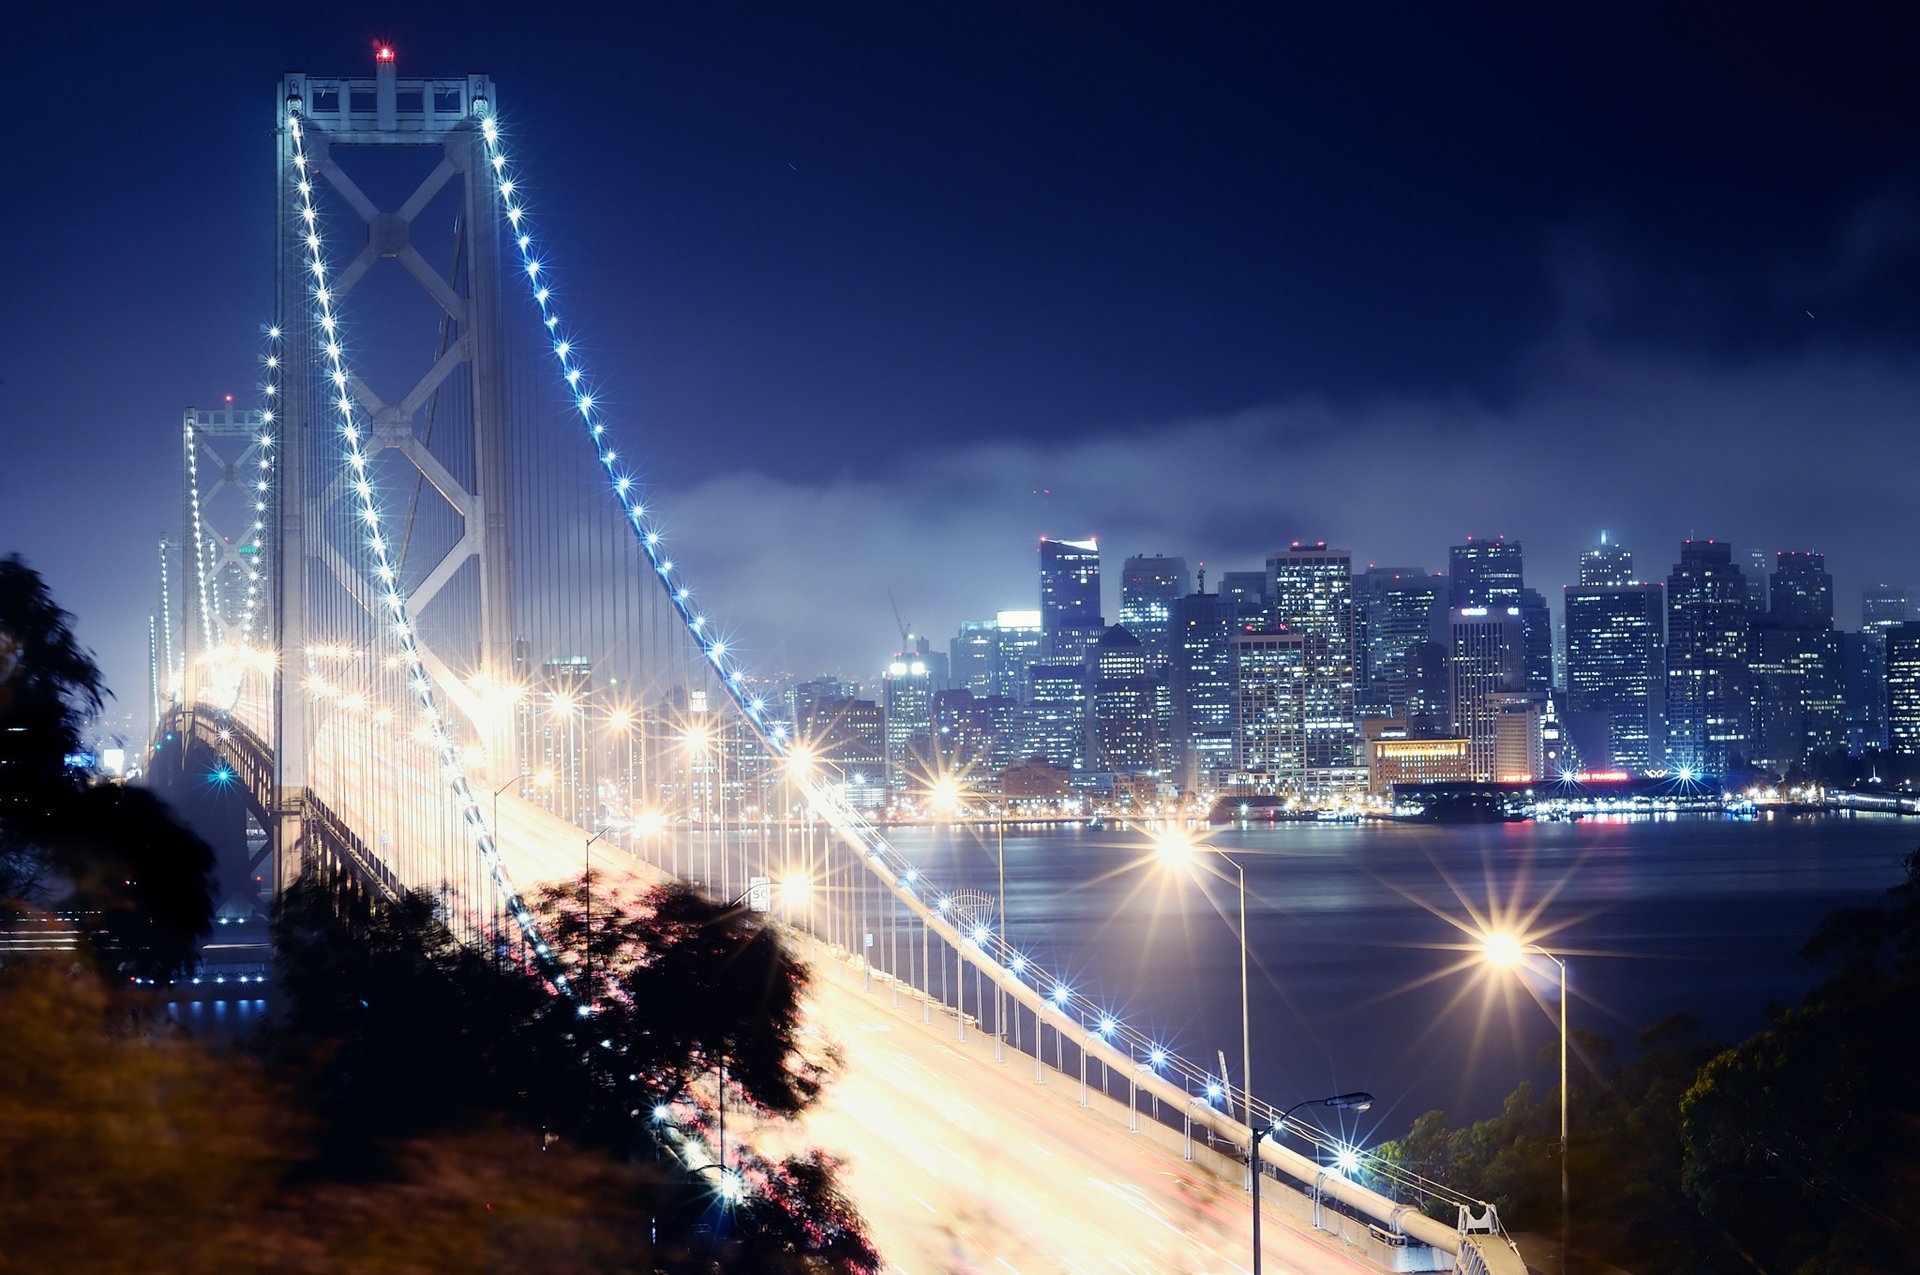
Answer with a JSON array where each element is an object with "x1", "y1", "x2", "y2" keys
[
  {"x1": 1152, "y1": 830, "x2": 1253, "y2": 1195},
  {"x1": 1252, "y1": 1091, "x2": 1374, "y2": 1274},
  {"x1": 583, "y1": 824, "x2": 617, "y2": 1013},
  {"x1": 1482, "y1": 932, "x2": 1570, "y2": 1275},
  {"x1": 933, "y1": 775, "x2": 1009, "y2": 1061}
]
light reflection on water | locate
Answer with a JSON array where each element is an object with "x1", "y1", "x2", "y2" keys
[{"x1": 882, "y1": 815, "x2": 1916, "y2": 1131}]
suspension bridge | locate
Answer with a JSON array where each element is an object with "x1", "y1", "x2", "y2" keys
[{"x1": 145, "y1": 52, "x2": 1527, "y2": 1275}]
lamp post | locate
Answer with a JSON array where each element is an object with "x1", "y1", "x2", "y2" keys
[
  {"x1": 1252, "y1": 1091, "x2": 1374, "y2": 1275},
  {"x1": 583, "y1": 825, "x2": 616, "y2": 1013},
  {"x1": 1482, "y1": 933, "x2": 1569, "y2": 1275},
  {"x1": 1151, "y1": 830, "x2": 1252, "y2": 1196},
  {"x1": 489, "y1": 769, "x2": 552, "y2": 963}
]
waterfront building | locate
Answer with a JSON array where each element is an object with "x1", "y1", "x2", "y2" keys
[
  {"x1": 1364, "y1": 719, "x2": 1472, "y2": 794},
  {"x1": 1665, "y1": 540, "x2": 1753, "y2": 776}
]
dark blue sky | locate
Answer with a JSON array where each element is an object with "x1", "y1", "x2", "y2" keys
[{"x1": 5, "y1": 4, "x2": 1920, "y2": 710}]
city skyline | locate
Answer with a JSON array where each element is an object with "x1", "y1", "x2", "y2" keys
[{"x1": 7, "y1": 8, "x2": 1920, "y2": 726}]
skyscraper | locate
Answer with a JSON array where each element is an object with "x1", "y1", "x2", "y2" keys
[
  {"x1": 1039, "y1": 536, "x2": 1101, "y2": 643},
  {"x1": 989, "y1": 610, "x2": 1044, "y2": 700},
  {"x1": 1232, "y1": 630, "x2": 1306, "y2": 790},
  {"x1": 1086, "y1": 625, "x2": 1157, "y2": 775},
  {"x1": 1448, "y1": 606, "x2": 1526, "y2": 781},
  {"x1": 1450, "y1": 537, "x2": 1549, "y2": 693},
  {"x1": 1025, "y1": 664, "x2": 1088, "y2": 772},
  {"x1": 1887, "y1": 622, "x2": 1920, "y2": 758},
  {"x1": 1564, "y1": 539, "x2": 1664, "y2": 771},
  {"x1": 1665, "y1": 541, "x2": 1753, "y2": 776},
  {"x1": 1117, "y1": 555, "x2": 1190, "y2": 674},
  {"x1": 1578, "y1": 533, "x2": 1634, "y2": 587},
  {"x1": 1353, "y1": 567, "x2": 1443, "y2": 720},
  {"x1": 1750, "y1": 552, "x2": 1842, "y2": 769},
  {"x1": 1268, "y1": 543, "x2": 1361, "y2": 791},
  {"x1": 882, "y1": 647, "x2": 933, "y2": 789},
  {"x1": 1170, "y1": 588, "x2": 1247, "y2": 788},
  {"x1": 1449, "y1": 537, "x2": 1525, "y2": 609},
  {"x1": 950, "y1": 619, "x2": 996, "y2": 696}
]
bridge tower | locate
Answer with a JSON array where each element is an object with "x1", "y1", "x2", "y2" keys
[{"x1": 273, "y1": 55, "x2": 513, "y2": 893}]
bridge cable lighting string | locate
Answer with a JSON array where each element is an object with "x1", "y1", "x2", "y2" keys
[
  {"x1": 471, "y1": 102, "x2": 1494, "y2": 1221},
  {"x1": 283, "y1": 98, "x2": 567, "y2": 990}
]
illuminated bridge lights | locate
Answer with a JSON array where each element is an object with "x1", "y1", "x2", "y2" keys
[
  {"x1": 464, "y1": 100, "x2": 1455, "y2": 1222},
  {"x1": 281, "y1": 100, "x2": 546, "y2": 978}
]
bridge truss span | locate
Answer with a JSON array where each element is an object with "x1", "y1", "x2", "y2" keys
[{"x1": 148, "y1": 51, "x2": 1529, "y2": 1274}]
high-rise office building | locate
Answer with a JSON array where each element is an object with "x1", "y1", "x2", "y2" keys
[
  {"x1": 1086, "y1": 625, "x2": 1157, "y2": 775},
  {"x1": 1268, "y1": 543, "x2": 1361, "y2": 791},
  {"x1": 950, "y1": 620, "x2": 996, "y2": 696},
  {"x1": 1450, "y1": 537, "x2": 1549, "y2": 693},
  {"x1": 1232, "y1": 631, "x2": 1306, "y2": 790},
  {"x1": 1578, "y1": 533, "x2": 1634, "y2": 587},
  {"x1": 931, "y1": 689, "x2": 992, "y2": 777},
  {"x1": 881, "y1": 647, "x2": 933, "y2": 789},
  {"x1": 1864, "y1": 586, "x2": 1911, "y2": 636},
  {"x1": 990, "y1": 610, "x2": 1044, "y2": 700},
  {"x1": 1743, "y1": 549, "x2": 1771, "y2": 615},
  {"x1": 1025, "y1": 664, "x2": 1088, "y2": 772},
  {"x1": 1170, "y1": 589, "x2": 1248, "y2": 787},
  {"x1": 1448, "y1": 606, "x2": 1526, "y2": 781},
  {"x1": 1852, "y1": 587, "x2": 1911, "y2": 752},
  {"x1": 1118, "y1": 555, "x2": 1190, "y2": 674},
  {"x1": 1218, "y1": 570, "x2": 1269, "y2": 613},
  {"x1": 1354, "y1": 567, "x2": 1443, "y2": 720},
  {"x1": 1887, "y1": 623, "x2": 1920, "y2": 757},
  {"x1": 1564, "y1": 540, "x2": 1665, "y2": 771},
  {"x1": 1449, "y1": 537, "x2": 1525, "y2": 609},
  {"x1": 1750, "y1": 552, "x2": 1842, "y2": 769},
  {"x1": 1039, "y1": 536, "x2": 1101, "y2": 640},
  {"x1": 1665, "y1": 541, "x2": 1753, "y2": 776}
]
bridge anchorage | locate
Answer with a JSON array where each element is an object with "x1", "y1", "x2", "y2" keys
[{"x1": 144, "y1": 48, "x2": 1525, "y2": 1274}]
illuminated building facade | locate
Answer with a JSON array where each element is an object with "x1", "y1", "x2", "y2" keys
[
  {"x1": 1664, "y1": 540, "x2": 1753, "y2": 776},
  {"x1": 1889, "y1": 622, "x2": 1920, "y2": 758},
  {"x1": 1087, "y1": 624, "x2": 1157, "y2": 774},
  {"x1": 882, "y1": 649, "x2": 933, "y2": 789},
  {"x1": 1232, "y1": 630, "x2": 1306, "y2": 791},
  {"x1": 1354, "y1": 567, "x2": 1443, "y2": 720},
  {"x1": 1564, "y1": 543, "x2": 1665, "y2": 771},
  {"x1": 1448, "y1": 606, "x2": 1526, "y2": 781},
  {"x1": 1171, "y1": 589, "x2": 1248, "y2": 787},
  {"x1": 1025, "y1": 663, "x2": 1088, "y2": 772},
  {"x1": 1039, "y1": 536, "x2": 1101, "y2": 650},
  {"x1": 1267, "y1": 543, "x2": 1360, "y2": 791}
]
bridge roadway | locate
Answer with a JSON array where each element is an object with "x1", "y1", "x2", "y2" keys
[{"x1": 486, "y1": 792, "x2": 1433, "y2": 1274}]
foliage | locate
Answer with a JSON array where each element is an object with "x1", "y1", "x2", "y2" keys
[
  {"x1": 0, "y1": 554, "x2": 106, "y2": 894},
  {"x1": 1677, "y1": 851, "x2": 1920, "y2": 1273},
  {"x1": 0, "y1": 555, "x2": 215, "y2": 979},
  {"x1": 270, "y1": 872, "x2": 879, "y2": 1272},
  {"x1": 1378, "y1": 851, "x2": 1920, "y2": 1273}
]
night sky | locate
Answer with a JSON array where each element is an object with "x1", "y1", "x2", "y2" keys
[{"x1": 5, "y1": 5, "x2": 1920, "y2": 721}]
